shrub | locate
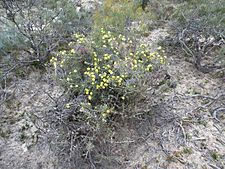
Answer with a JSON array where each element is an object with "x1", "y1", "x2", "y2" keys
[
  {"x1": 173, "y1": 0, "x2": 225, "y2": 28},
  {"x1": 0, "y1": 0, "x2": 92, "y2": 62},
  {"x1": 164, "y1": 0, "x2": 225, "y2": 73},
  {"x1": 50, "y1": 28, "x2": 166, "y2": 122}
]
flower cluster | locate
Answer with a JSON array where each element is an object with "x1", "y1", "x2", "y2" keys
[
  {"x1": 50, "y1": 56, "x2": 57, "y2": 64},
  {"x1": 73, "y1": 33, "x2": 86, "y2": 44}
]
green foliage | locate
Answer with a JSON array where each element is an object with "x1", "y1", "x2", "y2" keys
[
  {"x1": 0, "y1": 24, "x2": 27, "y2": 53},
  {"x1": 211, "y1": 151, "x2": 221, "y2": 161},
  {"x1": 182, "y1": 147, "x2": 193, "y2": 154},
  {"x1": 173, "y1": 0, "x2": 225, "y2": 28},
  {"x1": 93, "y1": 0, "x2": 141, "y2": 31},
  {"x1": 51, "y1": 28, "x2": 166, "y2": 122},
  {"x1": 133, "y1": 0, "x2": 149, "y2": 11},
  {"x1": 92, "y1": 0, "x2": 159, "y2": 34}
]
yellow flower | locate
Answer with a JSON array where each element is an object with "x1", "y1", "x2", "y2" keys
[
  {"x1": 85, "y1": 88, "x2": 89, "y2": 95},
  {"x1": 117, "y1": 79, "x2": 122, "y2": 83},
  {"x1": 95, "y1": 69, "x2": 99, "y2": 73},
  {"x1": 146, "y1": 64, "x2": 153, "y2": 71},
  {"x1": 71, "y1": 49, "x2": 75, "y2": 54},
  {"x1": 160, "y1": 58, "x2": 165, "y2": 64},
  {"x1": 157, "y1": 46, "x2": 162, "y2": 50},
  {"x1": 103, "y1": 72, "x2": 107, "y2": 77},
  {"x1": 65, "y1": 103, "x2": 71, "y2": 109},
  {"x1": 88, "y1": 95, "x2": 92, "y2": 100},
  {"x1": 108, "y1": 70, "x2": 113, "y2": 74},
  {"x1": 75, "y1": 33, "x2": 79, "y2": 38},
  {"x1": 133, "y1": 65, "x2": 137, "y2": 68},
  {"x1": 91, "y1": 74, "x2": 95, "y2": 79},
  {"x1": 102, "y1": 113, "x2": 107, "y2": 118},
  {"x1": 61, "y1": 51, "x2": 66, "y2": 55}
]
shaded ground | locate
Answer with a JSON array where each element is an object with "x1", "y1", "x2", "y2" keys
[{"x1": 0, "y1": 25, "x2": 225, "y2": 169}]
